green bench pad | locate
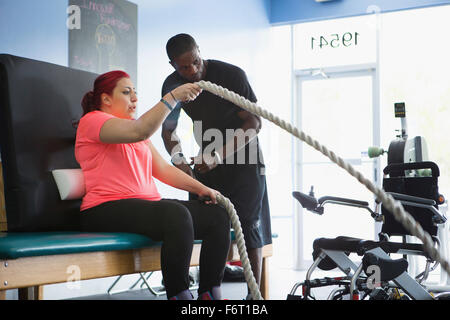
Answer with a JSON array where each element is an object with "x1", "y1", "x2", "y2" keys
[
  {"x1": 0, "y1": 231, "x2": 236, "y2": 260},
  {"x1": 0, "y1": 232, "x2": 158, "y2": 259}
]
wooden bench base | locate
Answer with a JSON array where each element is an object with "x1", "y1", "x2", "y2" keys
[{"x1": 0, "y1": 242, "x2": 272, "y2": 300}]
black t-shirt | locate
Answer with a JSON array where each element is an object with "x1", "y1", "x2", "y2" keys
[
  {"x1": 162, "y1": 60, "x2": 272, "y2": 249},
  {"x1": 162, "y1": 59, "x2": 263, "y2": 166}
]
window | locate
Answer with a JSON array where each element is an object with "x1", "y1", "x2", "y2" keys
[{"x1": 379, "y1": 5, "x2": 450, "y2": 196}]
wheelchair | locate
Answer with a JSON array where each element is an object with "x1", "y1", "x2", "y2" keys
[{"x1": 288, "y1": 160, "x2": 449, "y2": 300}]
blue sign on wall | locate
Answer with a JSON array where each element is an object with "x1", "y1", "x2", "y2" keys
[{"x1": 270, "y1": 0, "x2": 450, "y2": 25}]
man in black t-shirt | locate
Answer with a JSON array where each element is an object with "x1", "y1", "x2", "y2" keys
[{"x1": 161, "y1": 34, "x2": 272, "y2": 299}]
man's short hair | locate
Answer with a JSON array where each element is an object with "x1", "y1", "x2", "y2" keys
[{"x1": 166, "y1": 33, "x2": 198, "y2": 61}]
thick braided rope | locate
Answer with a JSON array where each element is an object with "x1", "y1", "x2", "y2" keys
[
  {"x1": 196, "y1": 80, "x2": 450, "y2": 279},
  {"x1": 216, "y1": 194, "x2": 262, "y2": 300}
]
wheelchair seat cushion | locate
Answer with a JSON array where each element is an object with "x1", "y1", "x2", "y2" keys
[
  {"x1": 312, "y1": 236, "x2": 360, "y2": 270},
  {"x1": 312, "y1": 236, "x2": 428, "y2": 270},
  {"x1": 313, "y1": 236, "x2": 366, "y2": 255}
]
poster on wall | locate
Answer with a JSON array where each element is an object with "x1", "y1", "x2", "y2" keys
[{"x1": 67, "y1": 0, "x2": 138, "y2": 85}]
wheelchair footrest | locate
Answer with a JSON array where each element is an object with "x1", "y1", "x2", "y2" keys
[
  {"x1": 286, "y1": 294, "x2": 304, "y2": 300},
  {"x1": 362, "y1": 252, "x2": 408, "y2": 282}
]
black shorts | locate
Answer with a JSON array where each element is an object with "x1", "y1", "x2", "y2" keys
[{"x1": 191, "y1": 163, "x2": 272, "y2": 249}]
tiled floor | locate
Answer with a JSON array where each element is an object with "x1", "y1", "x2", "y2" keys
[
  {"x1": 66, "y1": 260, "x2": 332, "y2": 300},
  {"x1": 66, "y1": 258, "x2": 449, "y2": 300},
  {"x1": 4, "y1": 256, "x2": 446, "y2": 300}
]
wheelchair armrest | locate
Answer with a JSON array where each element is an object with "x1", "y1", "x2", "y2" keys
[
  {"x1": 318, "y1": 196, "x2": 381, "y2": 221},
  {"x1": 401, "y1": 201, "x2": 446, "y2": 224},
  {"x1": 387, "y1": 192, "x2": 436, "y2": 206},
  {"x1": 387, "y1": 193, "x2": 447, "y2": 224},
  {"x1": 293, "y1": 192, "x2": 383, "y2": 220},
  {"x1": 318, "y1": 196, "x2": 369, "y2": 207}
]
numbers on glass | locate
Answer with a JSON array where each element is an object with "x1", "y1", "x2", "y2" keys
[{"x1": 311, "y1": 32, "x2": 359, "y2": 50}]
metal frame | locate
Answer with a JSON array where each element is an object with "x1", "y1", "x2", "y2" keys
[
  {"x1": 365, "y1": 247, "x2": 433, "y2": 300},
  {"x1": 290, "y1": 245, "x2": 434, "y2": 300},
  {"x1": 107, "y1": 270, "x2": 200, "y2": 297},
  {"x1": 107, "y1": 272, "x2": 166, "y2": 296}
]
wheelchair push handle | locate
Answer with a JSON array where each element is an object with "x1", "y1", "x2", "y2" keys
[{"x1": 383, "y1": 161, "x2": 440, "y2": 177}]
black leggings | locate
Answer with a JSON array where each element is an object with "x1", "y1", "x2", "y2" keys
[{"x1": 80, "y1": 198, "x2": 231, "y2": 298}]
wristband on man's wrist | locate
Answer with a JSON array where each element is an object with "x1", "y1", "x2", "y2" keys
[{"x1": 170, "y1": 90, "x2": 179, "y2": 104}]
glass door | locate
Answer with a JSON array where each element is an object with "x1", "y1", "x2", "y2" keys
[{"x1": 294, "y1": 67, "x2": 380, "y2": 268}]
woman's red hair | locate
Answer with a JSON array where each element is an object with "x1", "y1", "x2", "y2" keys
[{"x1": 81, "y1": 70, "x2": 130, "y2": 116}]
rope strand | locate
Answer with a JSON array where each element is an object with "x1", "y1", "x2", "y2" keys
[{"x1": 216, "y1": 194, "x2": 262, "y2": 300}]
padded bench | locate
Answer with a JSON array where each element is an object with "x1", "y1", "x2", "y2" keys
[
  {"x1": 0, "y1": 54, "x2": 272, "y2": 300},
  {"x1": 0, "y1": 231, "x2": 272, "y2": 300}
]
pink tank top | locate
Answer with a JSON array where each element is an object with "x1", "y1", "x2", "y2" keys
[{"x1": 75, "y1": 111, "x2": 161, "y2": 211}]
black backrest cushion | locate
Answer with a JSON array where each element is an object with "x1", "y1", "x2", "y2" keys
[
  {"x1": 0, "y1": 54, "x2": 98, "y2": 231},
  {"x1": 382, "y1": 176, "x2": 439, "y2": 237}
]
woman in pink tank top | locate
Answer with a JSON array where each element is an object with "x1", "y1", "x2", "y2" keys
[{"x1": 75, "y1": 71, "x2": 231, "y2": 300}]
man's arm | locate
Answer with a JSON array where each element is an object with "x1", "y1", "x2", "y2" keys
[
  {"x1": 193, "y1": 67, "x2": 262, "y2": 173},
  {"x1": 149, "y1": 140, "x2": 218, "y2": 203},
  {"x1": 161, "y1": 119, "x2": 182, "y2": 156},
  {"x1": 193, "y1": 110, "x2": 261, "y2": 174},
  {"x1": 219, "y1": 67, "x2": 262, "y2": 160},
  {"x1": 161, "y1": 117, "x2": 195, "y2": 177},
  {"x1": 161, "y1": 77, "x2": 196, "y2": 177},
  {"x1": 219, "y1": 110, "x2": 261, "y2": 161}
]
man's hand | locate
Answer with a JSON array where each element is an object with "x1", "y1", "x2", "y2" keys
[{"x1": 190, "y1": 153, "x2": 221, "y2": 174}]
